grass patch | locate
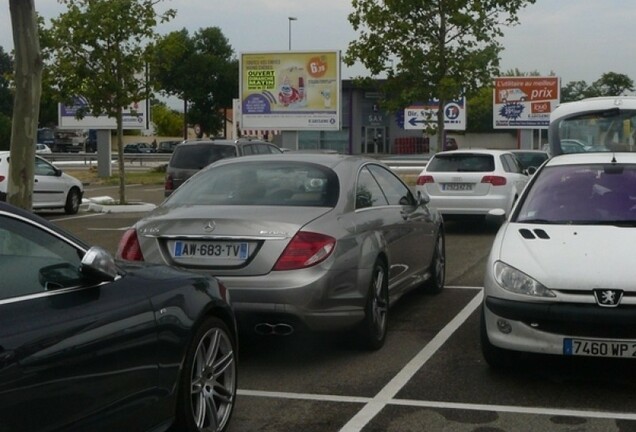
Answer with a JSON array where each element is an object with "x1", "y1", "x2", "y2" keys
[{"x1": 65, "y1": 165, "x2": 166, "y2": 186}]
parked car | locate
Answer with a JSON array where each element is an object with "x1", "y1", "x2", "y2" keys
[
  {"x1": 0, "y1": 151, "x2": 84, "y2": 214},
  {"x1": 118, "y1": 154, "x2": 445, "y2": 350},
  {"x1": 157, "y1": 139, "x2": 181, "y2": 153},
  {"x1": 35, "y1": 143, "x2": 52, "y2": 154},
  {"x1": 0, "y1": 201, "x2": 238, "y2": 432},
  {"x1": 415, "y1": 149, "x2": 529, "y2": 220},
  {"x1": 549, "y1": 97, "x2": 636, "y2": 156},
  {"x1": 164, "y1": 138, "x2": 283, "y2": 196},
  {"x1": 123, "y1": 142, "x2": 156, "y2": 153},
  {"x1": 509, "y1": 149, "x2": 549, "y2": 175},
  {"x1": 481, "y1": 152, "x2": 636, "y2": 368}
]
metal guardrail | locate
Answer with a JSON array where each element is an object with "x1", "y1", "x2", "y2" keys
[{"x1": 42, "y1": 152, "x2": 429, "y2": 174}]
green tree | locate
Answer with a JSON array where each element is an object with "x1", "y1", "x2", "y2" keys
[
  {"x1": 151, "y1": 101, "x2": 183, "y2": 137},
  {"x1": 560, "y1": 80, "x2": 590, "y2": 102},
  {"x1": 149, "y1": 27, "x2": 238, "y2": 138},
  {"x1": 346, "y1": 0, "x2": 535, "y2": 151},
  {"x1": 0, "y1": 46, "x2": 13, "y2": 150},
  {"x1": 41, "y1": 0, "x2": 175, "y2": 204},
  {"x1": 0, "y1": 46, "x2": 13, "y2": 117},
  {"x1": 588, "y1": 72, "x2": 634, "y2": 97}
]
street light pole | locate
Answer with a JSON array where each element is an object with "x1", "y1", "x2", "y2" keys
[{"x1": 288, "y1": 17, "x2": 297, "y2": 51}]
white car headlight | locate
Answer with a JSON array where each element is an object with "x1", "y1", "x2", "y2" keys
[{"x1": 493, "y1": 261, "x2": 555, "y2": 297}]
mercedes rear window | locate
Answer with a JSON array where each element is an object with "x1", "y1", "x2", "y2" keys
[
  {"x1": 427, "y1": 154, "x2": 495, "y2": 172},
  {"x1": 166, "y1": 161, "x2": 339, "y2": 207},
  {"x1": 170, "y1": 144, "x2": 237, "y2": 169}
]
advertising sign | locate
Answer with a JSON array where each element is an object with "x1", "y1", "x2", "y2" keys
[
  {"x1": 58, "y1": 96, "x2": 149, "y2": 130},
  {"x1": 403, "y1": 98, "x2": 466, "y2": 131},
  {"x1": 240, "y1": 51, "x2": 341, "y2": 131},
  {"x1": 493, "y1": 77, "x2": 560, "y2": 129}
]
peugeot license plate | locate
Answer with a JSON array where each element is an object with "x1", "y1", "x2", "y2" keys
[{"x1": 563, "y1": 338, "x2": 636, "y2": 358}]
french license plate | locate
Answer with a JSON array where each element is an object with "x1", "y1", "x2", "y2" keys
[
  {"x1": 443, "y1": 183, "x2": 473, "y2": 191},
  {"x1": 563, "y1": 338, "x2": 636, "y2": 358},
  {"x1": 173, "y1": 241, "x2": 249, "y2": 260}
]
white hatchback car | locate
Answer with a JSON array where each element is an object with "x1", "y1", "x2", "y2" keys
[
  {"x1": 482, "y1": 152, "x2": 636, "y2": 367},
  {"x1": 0, "y1": 151, "x2": 84, "y2": 214},
  {"x1": 415, "y1": 149, "x2": 529, "y2": 219}
]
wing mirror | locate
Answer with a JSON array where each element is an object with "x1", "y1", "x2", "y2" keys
[{"x1": 81, "y1": 246, "x2": 119, "y2": 282}]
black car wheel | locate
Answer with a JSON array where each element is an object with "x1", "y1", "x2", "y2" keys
[
  {"x1": 64, "y1": 187, "x2": 81, "y2": 214},
  {"x1": 422, "y1": 229, "x2": 445, "y2": 294},
  {"x1": 358, "y1": 259, "x2": 389, "y2": 350},
  {"x1": 175, "y1": 316, "x2": 237, "y2": 432}
]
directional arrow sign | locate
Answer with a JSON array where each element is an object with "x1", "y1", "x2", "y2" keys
[{"x1": 404, "y1": 108, "x2": 435, "y2": 130}]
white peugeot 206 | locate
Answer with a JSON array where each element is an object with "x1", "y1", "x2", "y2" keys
[{"x1": 481, "y1": 96, "x2": 636, "y2": 368}]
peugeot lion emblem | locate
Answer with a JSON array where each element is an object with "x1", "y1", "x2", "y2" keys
[
  {"x1": 203, "y1": 220, "x2": 216, "y2": 233},
  {"x1": 593, "y1": 289, "x2": 623, "y2": 307}
]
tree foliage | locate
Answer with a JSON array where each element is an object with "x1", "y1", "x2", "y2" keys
[
  {"x1": 151, "y1": 101, "x2": 183, "y2": 137},
  {"x1": 346, "y1": 0, "x2": 535, "y2": 150},
  {"x1": 0, "y1": 46, "x2": 13, "y2": 150},
  {"x1": 41, "y1": 0, "x2": 175, "y2": 204},
  {"x1": 561, "y1": 73, "x2": 634, "y2": 102},
  {"x1": 0, "y1": 46, "x2": 13, "y2": 117},
  {"x1": 149, "y1": 27, "x2": 238, "y2": 138}
]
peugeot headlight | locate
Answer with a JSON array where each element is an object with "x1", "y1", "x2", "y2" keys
[{"x1": 493, "y1": 261, "x2": 555, "y2": 297}]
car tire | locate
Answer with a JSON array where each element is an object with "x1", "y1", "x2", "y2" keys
[
  {"x1": 64, "y1": 187, "x2": 81, "y2": 214},
  {"x1": 422, "y1": 229, "x2": 445, "y2": 294},
  {"x1": 358, "y1": 259, "x2": 389, "y2": 351},
  {"x1": 174, "y1": 316, "x2": 237, "y2": 432},
  {"x1": 480, "y1": 306, "x2": 517, "y2": 369}
]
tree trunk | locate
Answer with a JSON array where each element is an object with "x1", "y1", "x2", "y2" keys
[
  {"x1": 436, "y1": 98, "x2": 446, "y2": 153},
  {"x1": 8, "y1": 0, "x2": 42, "y2": 211},
  {"x1": 116, "y1": 106, "x2": 127, "y2": 204}
]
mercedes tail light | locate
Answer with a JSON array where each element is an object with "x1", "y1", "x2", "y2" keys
[
  {"x1": 416, "y1": 175, "x2": 435, "y2": 185},
  {"x1": 117, "y1": 228, "x2": 144, "y2": 261},
  {"x1": 481, "y1": 175, "x2": 507, "y2": 186},
  {"x1": 273, "y1": 231, "x2": 336, "y2": 271}
]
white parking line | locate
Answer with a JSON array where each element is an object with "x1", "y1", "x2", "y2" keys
[
  {"x1": 48, "y1": 213, "x2": 105, "y2": 222},
  {"x1": 239, "y1": 287, "x2": 636, "y2": 427},
  {"x1": 338, "y1": 290, "x2": 483, "y2": 431}
]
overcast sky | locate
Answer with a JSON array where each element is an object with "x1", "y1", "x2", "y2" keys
[{"x1": 1, "y1": 0, "x2": 635, "y2": 86}]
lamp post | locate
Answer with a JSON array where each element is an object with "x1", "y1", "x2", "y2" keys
[{"x1": 288, "y1": 17, "x2": 297, "y2": 51}]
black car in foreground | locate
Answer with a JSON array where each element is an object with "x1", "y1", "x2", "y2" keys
[{"x1": 0, "y1": 202, "x2": 238, "y2": 432}]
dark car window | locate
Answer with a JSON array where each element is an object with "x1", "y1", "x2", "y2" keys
[
  {"x1": 0, "y1": 215, "x2": 83, "y2": 300},
  {"x1": 356, "y1": 167, "x2": 389, "y2": 209},
  {"x1": 367, "y1": 164, "x2": 415, "y2": 206},
  {"x1": 166, "y1": 161, "x2": 339, "y2": 207},
  {"x1": 170, "y1": 144, "x2": 237, "y2": 169},
  {"x1": 35, "y1": 157, "x2": 57, "y2": 176},
  {"x1": 427, "y1": 154, "x2": 495, "y2": 172},
  {"x1": 501, "y1": 154, "x2": 522, "y2": 174},
  {"x1": 516, "y1": 164, "x2": 636, "y2": 223},
  {"x1": 514, "y1": 152, "x2": 549, "y2": 171}
]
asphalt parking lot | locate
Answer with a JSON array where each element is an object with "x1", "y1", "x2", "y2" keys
[{"x1": 41, "y1": 183, "x2": 636, "y2": 432}]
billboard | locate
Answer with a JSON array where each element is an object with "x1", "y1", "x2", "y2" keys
[
  {"x1": 493, "y1": 77, "x2": 560, "y2": 129},
  {"x1": 403, "y1": 98, "x2": 466, "y2": 131},
  {"x1": 58, "y1": 96, "x2": 149, "y2": 130},
  {"x1": 239, "y1": 51, "x2": 341, "y2": 131}
]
